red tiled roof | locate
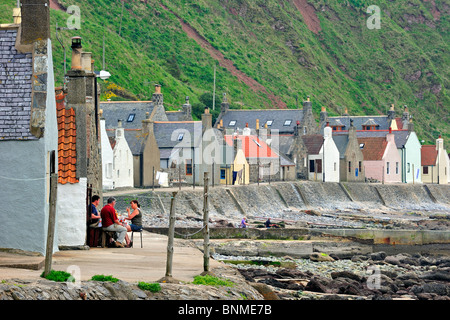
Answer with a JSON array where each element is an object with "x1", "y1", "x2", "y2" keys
[
  {"x1": 224, "y1": 135, "x2": 278, "y2": 159},
  {"x1": 421, "y1": 145, "x2": 438, "y2": 166},
  {"x1": 56, "y1": 89, "x2": 78, "y2": 184},
  {"x1": 357, "y1": 137, "x2": 388, "y2": 161},
  {"x1": 301, "y1": 134, "x2": 323, "y2": 155}
]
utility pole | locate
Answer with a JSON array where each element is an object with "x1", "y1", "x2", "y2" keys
[{"x1": 212, "y1": 64, "x2": 216, "y2": 111}]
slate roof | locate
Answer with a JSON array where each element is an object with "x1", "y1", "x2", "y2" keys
[
  {"x1": 421, "y1": 145, "x2": 438, "y2": 166},
  {"x1": 321, "y1": 116, "x2": 391, "y2": 132},
  {"x1": 56, "y1": 90, "x2": 78, "y2": 184},
  {"x1": 332, "y1": 134, "x2": 349, "y2": 159},
  {"x1": 354, "y1": 130, "x2": 409, "y2": 149},
  {"x1": 106, "y1": 128, "x2": 146, "y2": 156},
  {"x1": 357, "y1": 137, "x2": 388, "y2": 161},
  {"x1": 100, "y1": 101, "x2": 157, "y2": 130},
  {"x1": 301, "y1": 134, "x2": 324, "y2": 155},
  {"x1": 0, "y1": 27, "x2": 34, "y2": 141},
  {"x1": 153, "y1": 121, "x2": 203, "y2": 149},
  {"x1": 219, "y1": 109, "x2": 304, "y2": 134}
]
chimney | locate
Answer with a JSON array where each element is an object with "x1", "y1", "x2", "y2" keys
[
  {"x1": 221, "y1": 92, "x2": 230, "y2": 114},
  {"x1": 19, "y1": 0, "x2": 50, "y2": 46},
  {"x1": 152, "y1": 84, "x2": 163, "y2": 106},
  {"x1": 256, "y1": 119, "x2": 260, "y2": 137},
  {"x1": 182, "y1": 96, "x2": 192, "y2": 119},
  {"x1": 219, "y1": 119, "x2": 223, "y2": 129},
  {"x1": 202, "y1": 107, "x2": 212, "y2": 135},
  {"x1": 387, "y1": 104, "x2": 396, "y2": 120},
  {"x1": 81, "y1": 52, "x2": 93, "y2": 72},
  {"x1": 343, "y1": 107, "x2": 349, "y2": 116},
  {"x1": 13, "y1": 7, "x2": 21, "y2": 24},
  {"x1": 408, "y1": 116, "x2": 414, "y2": 132},
  {"x1": 71, "y1": 36, "x2": 82, "y2": 70}
]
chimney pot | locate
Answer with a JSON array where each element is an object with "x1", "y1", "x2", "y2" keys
[
  {"x1": 71, "y1": 36, "x2": 82, "y2": 70},
  {"x1": 389, "y1": 127, "x2": 392, "y2": 134}
]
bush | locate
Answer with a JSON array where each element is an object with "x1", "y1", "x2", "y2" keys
[
  {"x1": 137, "y1": 281, "x2": 161, "y2": 292},
  {"x1": 40, "y1": 270, "x2": 74, "y2": 282},
  {"x1": 90, "y1": 275, "x2": 119, "y2": 283}
]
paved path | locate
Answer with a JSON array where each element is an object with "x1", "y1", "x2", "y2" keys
[{"x1": 0, "y1": 231, "x2": 221, "y2": 283}]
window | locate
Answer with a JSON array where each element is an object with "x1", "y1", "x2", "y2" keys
[
  {"x1": 359, "y1": 161, "x2": 362, "y2": 173},
  {"x1": 228, "y1": 120, "x2": 236, "y2": 126},
  {"x1": 220, "y1": 169, "x2": 226, "y2": 180},
  {"x1": 348, "y1": 161, "x2": 351, "y2": 173},
  {"x1": 359, "y1": 143, "x2": 365, "y2": 149},
  {"x1": 127, "y1": 113, "x2": 135, "y2": 122},
  {"x1": 284, "y1": 120, "x2": 292, "y2": 126},
  {"x1": 266, "y1": 120, "x2": 273, "y2": 127},
  {"x1": 407, "y1": 163, "x2": 410, "y2": 173},
  {"x1": 334, "y1": 162, "x2": 337, "y2": 171},
  {"x1": 177, "y1": 133, "x2": 184, "y2": 141},
  {"x1": 185, "y1": 159, "x2": 192, "y2": 175},
  {"x1": 423, "y1": 166, "x2": 429, "y2": 175},
  {"x1": 387, "y1": 162, "x2": 390, "y2": 174},
  {"x1": 396, "y1": 162, "x2": 399, "y2": 174}
]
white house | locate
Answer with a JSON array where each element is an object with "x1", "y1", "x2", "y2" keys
[
  {"x1": 112, "y1": 121, "x2": 134, "y2": 188},
  {"x1": 302, "y1": 126, "x2": 340, "y2": 182},
  {"x1": 323, "y1": 125, "x2": 340, "y2": 182},
  {"x1": 100, "y1": 116, "x2": 114, "y2": 190}
]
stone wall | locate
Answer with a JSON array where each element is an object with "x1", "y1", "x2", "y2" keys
[{"x1": 110, "y1": 182, "x2": 450, "y2": 227}]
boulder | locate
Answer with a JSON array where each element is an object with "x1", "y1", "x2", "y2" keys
[{"x1": 310, "y1": 252, "x2": 335, "y2": 262}]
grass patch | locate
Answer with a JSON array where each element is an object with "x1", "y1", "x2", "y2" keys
[
  {"x1": 192, "y1": 275, "x2": 235, "y2": 287},
  {"x1": 90, "y1": 275, "x2": 119, "y2": 283},
  {"x1": 137, "y1": 281, "x2": 161, "y2": 292},
  {"x1": 40, "y1": 270, "x2": 74, "y2": 282}
]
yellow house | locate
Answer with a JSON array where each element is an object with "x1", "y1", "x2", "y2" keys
[{"x1": 220, "y1": 137, "x2": 249, "y2": 185}]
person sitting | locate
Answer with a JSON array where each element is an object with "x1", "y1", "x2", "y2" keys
[
  {"x1": 124, "y1": 200, "x2": 143, "y2": 232},
  {"x1": 100, "y1": 197, "x2": 127, "y2": 248},
  {"x1": 89, "y1": 195, "x2": 101, "y2": 228},
  {"x1": 265, "y1": 218, "x2": 271, "y2": 228}
]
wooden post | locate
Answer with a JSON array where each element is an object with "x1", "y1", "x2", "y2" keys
[
  {"x1": 44, "y1": 173, "x2": 58, "y2": 277},
  {"x1": 164, "y1": 192, "x2": 177, "y2": 279},
  {"x1": 152, "y1": 166, "x2": 155, "y2": 191},
  {"x1": 202, "y1": 172, "x2": 210, "y2": 274},
  {"x1": 178, "y1": 165, "x2": 181, "y2": 190}
]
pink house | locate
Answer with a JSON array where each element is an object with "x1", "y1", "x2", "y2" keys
[{"x1": 358, "y1": 130, "x2": 401, "y2": 183}]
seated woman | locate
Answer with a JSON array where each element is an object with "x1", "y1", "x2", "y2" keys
[{"x1": 124, "y1": 200, "x2": 143, "y2": 232}]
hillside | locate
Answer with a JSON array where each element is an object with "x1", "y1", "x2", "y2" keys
[{"x1": 1, "y1": 0, "x2": 449, "y2": 143}]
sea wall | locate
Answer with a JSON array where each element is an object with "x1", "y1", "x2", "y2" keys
[{"x1": 111, "y1": 182, "x2": 450, "y2": 222}]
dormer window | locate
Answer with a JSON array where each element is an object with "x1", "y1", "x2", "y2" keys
[
  {"x1": 177, "y1": 133, "x2": 184, "y2": 141},
  {"x1": 332, "y1": 126, "x2": 343, "y2": 131},
  {"x1": 229, "y1": 120, "x2": 236, "y2": 126},
  {"x1": 363, "y1": 125, "x2": 377, "y2": 131},
  {"x1": 359, "y1": 143, "x2": 365, "y2": 149},
  {"x1": 284, "y1": 120, "x2": 292, "y2": 126},
  {"x1": 127, "y1": 113, "x2": 135, "y2": 122},
  {"x1": 266, "y1": 120, "x2": 273, "y2": 127}
]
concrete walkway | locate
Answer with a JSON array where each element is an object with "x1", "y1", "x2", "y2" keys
[{"x1": 0, "y1": 231, "x2": 221, "y2": 283}]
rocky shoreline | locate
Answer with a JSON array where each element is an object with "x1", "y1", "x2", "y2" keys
[{"x1": 215, "y1": 251, "x2": 450, "y2": 300}]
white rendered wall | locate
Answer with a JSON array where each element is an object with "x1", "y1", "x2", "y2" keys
[
  {"x1": 56, "y1": 178, "x2": 87, "y2": 247},
  {"x1": 100, "y1": 119, "x2": 114, "y2": 190},
  {"x1": 113, "y1": 128, "x2": 134, "y2": 188}
]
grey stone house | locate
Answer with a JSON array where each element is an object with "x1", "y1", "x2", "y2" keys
[{"x1": 0, "y1": 1, "x2": 59, "y2": 254}]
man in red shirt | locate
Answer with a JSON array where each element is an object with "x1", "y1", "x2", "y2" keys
[{"x1": 101, "y1": 197, "x2": 127, "y2": 248}]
